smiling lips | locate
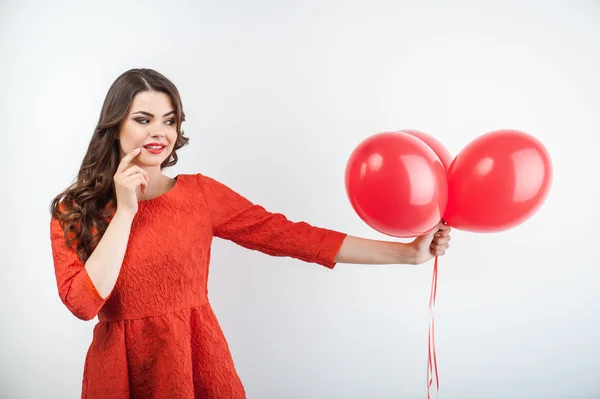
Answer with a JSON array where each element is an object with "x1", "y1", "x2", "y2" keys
[{"x1": 143, "y1": 142, "x2": 166, "y2": 154}]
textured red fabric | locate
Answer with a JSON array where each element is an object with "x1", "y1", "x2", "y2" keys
[{"x1": 50, "y1": 173, "x2": 347, "y2": 399}]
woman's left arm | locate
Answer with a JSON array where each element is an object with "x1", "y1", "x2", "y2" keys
[{"x1": 195, "y1": 173, "x2": 450, "y2": 268}]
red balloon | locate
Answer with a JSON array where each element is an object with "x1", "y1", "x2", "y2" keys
[
  {"x1": 345, "y1": 131, "x2": 448, "y2": 237},
  {"x1": 443, "y1": 129, "x2": 552, "y2": 233},
  {"x1": 398, "y1": 129, "x2": 454, "y2": 172}
]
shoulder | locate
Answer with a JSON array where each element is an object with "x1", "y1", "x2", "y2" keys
[
  {"x1": 177, "y1": 173, "x2": 246, "y2": 204},
  {"x1": 50, "y1": 198, "x2": 73, "y2": 226},
  {"x1": 177, "y1": 172, "x2": 226, "y2": 190},
  {"x1": 50, "y1": 199, "x2": 73, "y2": 237}
]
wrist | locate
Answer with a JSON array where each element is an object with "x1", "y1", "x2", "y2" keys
[
  {"x1": 395, "y1": 242, "x2": 418, "y2": 265},
  {"x1": 114, "y1": 208, "x2": 136, "y2": 222}
]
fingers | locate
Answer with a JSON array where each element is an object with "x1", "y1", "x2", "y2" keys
[
  {"x1": 430, "y1": 242, "x2": 449, "y2": 256},
  {"x1": 435, "y1": 225, "x2": 451, "y2": 238},
  {"x1": 123, "y1": 173, "x2": 148, "y2": 194},
  {"x1": 420, "y1": 221, "x2": 451, "y2": 257},
  {"x1": 431, "y1": 248, "x2": 447, "y2": 256},
  {"x1": 117, "y1": 147, "x2": 142, "y2": 173},
  {"x1": 139, "y1": 174, "x2": 149, "y2": 194},
  {"x1": 118, "y1": 165, "x2": 149, "y2": 195},
  {"x1": 431, "y1": 242, "x2": 449, "y2": 250},
  {"x1": 115, "y1": 158, "x2": 150, "y2": 194},
  {"x1": 437, "y1": 222, "x2": 450, "y2": 230},
  {"x1": 433, "y1": 235, "x2": 451, "y2": 245},
  {"x1": 431, "y1": 224, "x2": 451, "y2": 256},
  {"x1": 419, "y1": 222, "x2": 451, "y2": 244},
  {"x1": 121, "y1": 165, "x2": 150, "y2": 182}
]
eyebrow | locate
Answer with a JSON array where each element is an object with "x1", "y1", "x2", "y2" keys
[{"x1": 131, "y1": 110, "x2": 176, "y2": 117}]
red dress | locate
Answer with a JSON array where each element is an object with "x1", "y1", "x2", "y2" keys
[{"x1": 50, "y1": 173, "x2": 347, "y2": 399}]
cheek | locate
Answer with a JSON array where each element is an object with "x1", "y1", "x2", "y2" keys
[
  {"x1": 120, "y1": 123, "x2": 145, "y2": 146},
  {"x1": 167, "y1": 131, "x2": 178, "y2": 145}
]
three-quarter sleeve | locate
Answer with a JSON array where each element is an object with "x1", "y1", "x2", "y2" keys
[
  {"x1": 196, "y1": 173, "x2": 347, "y2": 268},
  {"x1": 50, "y1": 210, "x2": 107, "y2": 321}
]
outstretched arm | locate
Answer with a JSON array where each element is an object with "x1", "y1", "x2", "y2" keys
[{"x1": 195, "y1": 174, "x2": 451, "y2": 268}]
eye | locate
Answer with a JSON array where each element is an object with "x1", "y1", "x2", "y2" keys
[{"x1": 134, "y1": 118, "x2": 176, "y2": 126}]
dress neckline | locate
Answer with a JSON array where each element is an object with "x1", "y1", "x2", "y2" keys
[{"x1": 138, "y1": 174, "x2": 181, "y2": 204}]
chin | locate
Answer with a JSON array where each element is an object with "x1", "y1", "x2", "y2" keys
[{"x1": 136, "y1": 155, "x2": 168, "y2": 167}]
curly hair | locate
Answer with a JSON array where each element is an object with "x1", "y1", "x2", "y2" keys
[{"x1": 49, "y1": 68, "x2": 189, "y2": 263}]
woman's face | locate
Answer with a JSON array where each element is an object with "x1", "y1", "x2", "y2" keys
[{"x1": 118, "y1": 90, "x2": 179, "y2": 167}]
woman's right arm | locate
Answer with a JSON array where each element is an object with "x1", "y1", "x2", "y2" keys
[
  {"x1": 50, "y1": 209, "x2": 135, "y2": 320},
  {"x1": 83, "y1": 209, "x2": 135, "y2": 299},
  {"x1": 50, "y1": 147, "x2": 148, "y2": 320}
]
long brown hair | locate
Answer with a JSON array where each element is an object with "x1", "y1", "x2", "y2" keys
[{"x1": 50, "y1": 68, "x2": 189, "y2": 263}]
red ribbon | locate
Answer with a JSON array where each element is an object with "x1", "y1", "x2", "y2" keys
[{"x1": 427, "y1": 255, "x2": 439, "y2": 399}]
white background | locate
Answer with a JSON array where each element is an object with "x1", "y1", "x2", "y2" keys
[{"x1": 1, "y1": 0, "x2": 599, "y2": 398}]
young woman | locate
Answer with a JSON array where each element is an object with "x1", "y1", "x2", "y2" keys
[{"x1": 49, "y1": 68, "x2": 451, "y2": 398}]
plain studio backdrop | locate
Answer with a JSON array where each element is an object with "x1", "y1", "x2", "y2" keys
[{"x1": 1, "y1": 0, "x2": 599, "y2": 398}]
